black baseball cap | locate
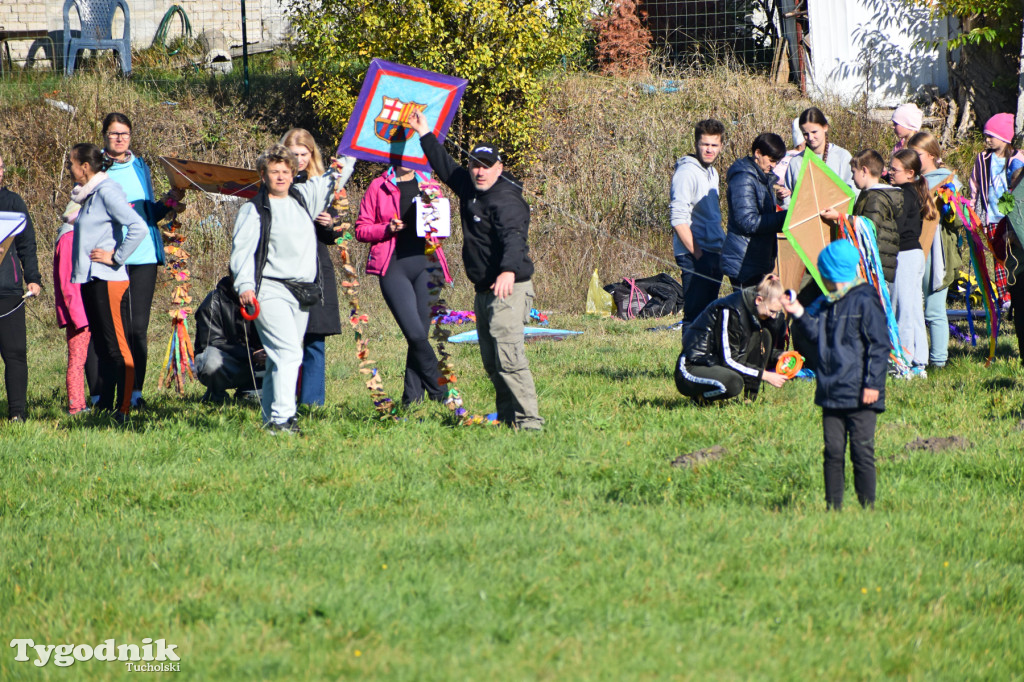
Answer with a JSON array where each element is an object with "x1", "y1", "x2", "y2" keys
[{"x1": 469, "y1": 145, "x2": 502, "y2": 168}]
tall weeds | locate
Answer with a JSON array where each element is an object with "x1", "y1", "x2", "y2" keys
[{"x1": 522, "y1": 64, "x2": 899, "y2": 305}]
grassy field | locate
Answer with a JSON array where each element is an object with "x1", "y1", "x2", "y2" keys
[{"x1": 2, "y1": 305, "x2": 1024, "y2": 680}]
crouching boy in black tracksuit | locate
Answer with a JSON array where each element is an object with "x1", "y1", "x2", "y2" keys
[{"x1": 781, "y1": 239, "x2": 889, "y2": 510}]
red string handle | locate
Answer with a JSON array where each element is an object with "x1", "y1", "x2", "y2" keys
[{"x1": 240, "y1": 300, "x2": 260, "y2": 320}]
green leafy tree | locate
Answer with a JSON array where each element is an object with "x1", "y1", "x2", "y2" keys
[
  {"x1": 908, "y1": 0, "x2": 1022, "y2": 138},
  {"x1": 912, "y1": 0, "x2": 1021, "y2": 49},
  {"x1": 287, "y1": 0, "x2": 591, "y2": 163}
]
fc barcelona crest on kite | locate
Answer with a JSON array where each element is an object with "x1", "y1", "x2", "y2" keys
[
  {"x1": 338, "y1": 59, "x2": 468, "y2": 172},
  {"x1": 374, "y1": 96, "x2": 426, "y2": 143}
]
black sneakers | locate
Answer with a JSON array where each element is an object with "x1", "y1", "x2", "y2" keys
[{"x1": 266, "y1": 417, "x2": 301, "y2": 436}]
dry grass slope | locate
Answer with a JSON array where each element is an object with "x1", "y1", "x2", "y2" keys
[
  {"x1": 0, "y1": 65, "x2": 984, "y2": 316},
  {"x1": 523, "y1": 66, "x2": 902, "y2": 304}
]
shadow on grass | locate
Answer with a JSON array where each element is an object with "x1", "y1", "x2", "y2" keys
[
  {"x1": 984, "y1": 377, "x2": 1019, "y2": 392},
  {"x1": 571, "y1": 366, "x2": 671, "y2": 381},
  {"x1": 58, "y1": 397, "x2": 251, "y2": 432},
  {"x1": 624, "y1": 396, "x2": 690, "y2": 410},
  {"x1": 947, "y1": 332, "x2": 1020, "y2": 363}
]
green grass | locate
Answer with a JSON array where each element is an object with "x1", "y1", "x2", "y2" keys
[{"x1": 2, "y1": 310, "x2": 1024, "y2": 680}]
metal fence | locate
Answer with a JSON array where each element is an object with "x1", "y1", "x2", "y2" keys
[
  {"x1": 643, "y1": 0, "x2": 808, "y2": 90},
  {"x1": 0, "y1": 0, "x2": 287, "y2": 78}
]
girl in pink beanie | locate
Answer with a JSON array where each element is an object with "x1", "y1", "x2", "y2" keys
[
  {"x1": 891, "y1": 103, "x2": 923, "y2": 154},
  {"x1": 969, "y1": 112, "x2": 1024, "y2": 305}
]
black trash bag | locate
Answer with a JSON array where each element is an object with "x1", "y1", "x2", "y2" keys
[
  {"x1": 603, "y1": 273, "x2": 684, "y2": 320},
  {"x1": 604, "y1": 278, "x2": 650, "y2": 319}
]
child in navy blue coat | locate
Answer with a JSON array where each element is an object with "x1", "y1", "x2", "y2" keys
[{"x1": 781, "y1": 240, "x2": 889, "y2": 509}]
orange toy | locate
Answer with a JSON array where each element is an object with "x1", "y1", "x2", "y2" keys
[{"x1": 776, "y1": 351, "x2": 804, "y2": 379}]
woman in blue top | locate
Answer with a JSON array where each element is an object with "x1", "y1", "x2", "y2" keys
[{"x1": 101, "y1": 112, "x2": 181, "y2": 409}]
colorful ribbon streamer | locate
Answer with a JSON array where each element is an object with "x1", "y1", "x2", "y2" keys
[
  {"x1": 419, "y1": 181, "x2": 498, "y2": 426},
  {"x1": 837, "y1": 215, "x2": 911, "y2": 376},
  {"x1": 936, "y1": 184, "x2": 999, "y2": 366},
  {"x1": 330, "y1": 159, "x2": 398, "y2": 420},
  {"x1": 157, "y1": 206, "x2": 197, "y2": 392}
]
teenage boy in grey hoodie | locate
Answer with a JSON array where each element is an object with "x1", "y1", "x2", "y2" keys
[{"x1": 670, "y1": 119, "x2": 726, "y2": 323}]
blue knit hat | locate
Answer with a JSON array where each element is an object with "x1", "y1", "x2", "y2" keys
[{"x1": 817, "y1": 239, "x2": 860, "y2": 282}]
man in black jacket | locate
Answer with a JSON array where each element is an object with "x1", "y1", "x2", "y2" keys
[
  {"x1": 408, "y1": 111, "x2": 542, "y2": 430},
  {"x1": 193, "y1": 276, "x2": 264, "y2": 403},
  {"x1": 0, "y1": 155, "x2": 41, "y2": 422}
]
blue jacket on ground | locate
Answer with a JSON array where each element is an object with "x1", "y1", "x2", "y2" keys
[
  {"x1": 793, "y1": 282, "x2": 889, "y2": 411},
  {"x1": 721, "y1": 156, "x2": 786, "y2": 283}
]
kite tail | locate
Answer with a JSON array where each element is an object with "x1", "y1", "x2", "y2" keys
[
  {"x1": 159, "y1": 216, "x2": 198, "y2": 394},
  {"x1": 846, "y1": 216, "x2": 911, "y2": 377},
  {"x1": 158, "y1": 331, "x2": 175, "y2": 389},
  {"x1": 965, "y1": 229, "x2": 998, "y2": 366},
  {"x1": 329, "y1": 159, "x2": 397, "y2": 421},
  {"x1": 419, "y1": 180, "x2": 496, "y2": 427},
  {"x1": 936, "y1": 184, "x2": 1000, "y2": 365},
  {"x1": 940, "y1": 186, "x2": 999, "y2": 365},
  {"x1": 419, "y1": 180, "x2": 466, "y2": 420}
]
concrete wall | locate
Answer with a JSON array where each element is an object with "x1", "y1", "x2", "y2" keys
[{"x1": 0, "y1": 0, "x2": 290, "y2": 65}]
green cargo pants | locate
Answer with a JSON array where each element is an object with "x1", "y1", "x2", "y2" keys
[{"x1": 473, "y1": 281, "x2": 544, "y2": 430}]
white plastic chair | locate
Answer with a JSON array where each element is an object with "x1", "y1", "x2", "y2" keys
[{"x1": 63, "y1": 0, "x2": 131, "y2": 76}]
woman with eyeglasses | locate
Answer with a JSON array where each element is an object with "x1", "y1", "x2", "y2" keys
[
  {"x1": 673, "y1": 274, "x2": 790, "y2": 404},
  {"x1": 100, "y1": 112, "x2": 182, "y2": 410}
]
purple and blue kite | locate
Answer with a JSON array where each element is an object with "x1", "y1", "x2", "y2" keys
[{"x1": 337, "y1": 59, "x2": 468, "y2": 172}]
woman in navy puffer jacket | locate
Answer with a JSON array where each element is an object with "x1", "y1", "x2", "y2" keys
[{"x1": 721, "y1": 133, "x2": 788, "y2": 289}]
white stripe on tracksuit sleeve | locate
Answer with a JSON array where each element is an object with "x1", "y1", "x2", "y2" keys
[{"x1": 720, "y1": 309, "x2": 759, "y2": 377}]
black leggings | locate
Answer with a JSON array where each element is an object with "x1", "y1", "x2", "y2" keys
[
  {"x1": 378, "y1": 254, "x2": 444, "y2": 404},
  {"x1": 0, "y1": 295, "x2": 28, "y2": 418},
  {"x1": 673, "y1": 354, "x2": 745, "y2": 402},
  {"x1": 126, "y1": 263, "x2": 157, "y2": 393}
]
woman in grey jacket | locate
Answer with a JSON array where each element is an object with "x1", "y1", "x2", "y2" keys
[
  {"x1": 230, "y1": 144, "x2": 335, "y2": 435},
  {"x1": 68, "y1": 143, "x2": 148, "y2": 419}
]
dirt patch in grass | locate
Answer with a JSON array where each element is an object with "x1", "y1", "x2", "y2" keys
[
  {"x1": 907, "y1": 436, "x2": 972, "y2": 453},
  {"x1": 671, "y1": 445, "x2": 726, "y2": 468}
]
